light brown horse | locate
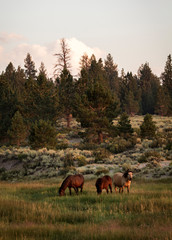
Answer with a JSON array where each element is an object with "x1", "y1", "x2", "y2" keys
[
  {"x1": 95, "y1": 175, "x2": 112, "y2": 194},
  {"x1": 113, "y1": 170, "x2": 133, "y2": 194},
  {"x1": 59, "y1": 174, "x2": 84, "y2": 196}
]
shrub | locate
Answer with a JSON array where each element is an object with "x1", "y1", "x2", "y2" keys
[
  {"x1": 79, "y1": 142, "x2": 98, "y2": 150},
  {"x1": 165, "y1": 140, "x2": 172, "y2": 150},
  {"x1": 29, "y1": 120, "x2": 57, "y2": 149},
  {"x1": 140, "y1": 114, "x2": 157, "y2": 139},
  {"x1": 63, "y1": 154, "x2": 75, "y2": 168},
  {"x1": 107, "y1": 136, "x2": 136, "y2": 154},
  {"x1": 93, "y1": 148, "x2": 110, "y2": 163},
  {"x1": 122, "y1": 162, "x2": 132, "y2": 171},
  {"x1": 95, "y1": 168, "x2": 109, "y2": 176},
  {"x1": 56, "y1": 142, "x2": 68, "y2": 150},
  {"x1": 59, "y1": 166, "x2": 76, "y2": 176},
  {"x1": 138, "y1": 150, "x2": 162, "y2": 163},
  {"x1": 74, "y1": 155, "x2": 87, "y2": 167},
  {"x1": 18, "y1": 153, "x2": 28, "y2": 161},
  {"x1": 150, "y1": 135, "x2": 166, "y2": 148}
]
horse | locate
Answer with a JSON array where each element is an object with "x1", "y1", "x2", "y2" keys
[
  {"x1": 95, "y1": 175, "x2": 112, "y2": 194},
  {"x1": 59, "y1": 174, "x2": 84, "y2": 196},
  {"x1": 113, "y1": 169, "x2": 133, "y2": 193},
  {"x1": 120, "y1": 180, "x2": 132, "y2": 193}
]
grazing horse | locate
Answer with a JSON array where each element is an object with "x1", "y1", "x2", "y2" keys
[
  {"x1": 113, "y1": 169, "x2": 133, "y2": 194},
  {"x1": 95, "y1": 175, "x2": 112, "y2": 194},
  {"x1": 59, "y1": 174, "x2": 84, "y2": 196},
  {"x1": 120, "y1": 180, "x2": 132, "y2": 193}
]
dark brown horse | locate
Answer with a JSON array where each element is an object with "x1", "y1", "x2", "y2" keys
[
  {"x1": 59, "y1": 174, "x2": 84, "y2": 196},
  {"x1": 95, "y1": 175, "x2": 112, "y2": 194}
]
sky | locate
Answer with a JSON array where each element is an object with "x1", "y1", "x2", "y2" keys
[{"x1": 0, "y1": 0, "x2": 172, "y2": 78}]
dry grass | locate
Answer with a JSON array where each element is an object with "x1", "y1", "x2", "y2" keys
[{"x1": 0, "y1": 179, "x2": 171, "y2": 239}]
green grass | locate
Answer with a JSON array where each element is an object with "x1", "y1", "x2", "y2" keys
[{"x1": 0, "y1": 179, "x2": 172, "y2": 240}]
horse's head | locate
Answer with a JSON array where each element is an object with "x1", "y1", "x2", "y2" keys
[
  {"x1": 59, "y1": 187, "x2": 65, "y2": 196},
  {"x1": 123, "y1": 169, "x2": 133, "y2": 181}
]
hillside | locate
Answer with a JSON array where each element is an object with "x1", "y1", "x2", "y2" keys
[{"x1": 0, "y1": 115, "x2": 172, "y2": 181}]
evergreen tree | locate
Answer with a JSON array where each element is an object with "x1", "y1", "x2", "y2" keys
[
  {"x1": 36, "y1": 65, "x2": 59, "y2": 123},
  {"x1": 119, "y1": 72, "x2": 140, "y2": 115},
  {"x1": 0, "y1": 64, "x2": 18, "y2": 142},
  {"x1": 58, "y1": 68, "x2": 74, "y2": 128},
  {"x1": 161, "y1": 54, "x2": 172, "y2": 114},
  {"x1": 116, "y1": 113, "x2": 133, "y2": 138},
  {"x1": 24, "y1": 53, "x2": 37, "y2": 80},
  {"x1": 15, "y1": 66, "x2": 26, "y2": 100},
  {"x1": 138, "y1": 63, "x2": 160, "y2": 114},
  {"x1": 23, "y1": 73, "x2": 38, "y2": 123},
  {"x1": 75, "y1": 58, "x2": 119, "y2": 143},
  {"x1": 7, "y1": 111, "x2": 27, "y2": 146},
  {"x1": 155, "y1": 86, "x2": 169, "y2": 116},
  {"x1": 29, "y1": 120, "x2": 57, "y2": 149},
  {"x1": 79, "y1": 53, "x2": 91, "y2": 72},
  {"x1": 124, "y1": 91, "x2": 139, "y2": 115},
  {"x1": 140, "y1": 114, "x2": 156, "y2": 139},
  {"x1": 23, "y1": 63, "x2": 59, "y2": 124},
  {"x1": 104, "y1": 53, "x2": 119, "y2": 94}
]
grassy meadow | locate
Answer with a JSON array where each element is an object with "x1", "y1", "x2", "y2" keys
[{"x1": 0, "y1": 178, "x2": 172, "y2": 240}]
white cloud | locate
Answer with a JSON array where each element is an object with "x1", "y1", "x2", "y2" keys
[
  {"x1": 0, "y1": 32, "x2": 24, "y2": 43},
  {"x1": 68, "y1": 38, "x2": 105, "y2": 75},
  {"x1": 0, "y1": 35, "x2": 105, "y2": 78}
]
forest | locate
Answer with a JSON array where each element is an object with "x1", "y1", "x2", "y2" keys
[
  {"x1": 0, "y1": 38, "x2": 172, "y2": 148},
  {"x1": 0, "y1": 40, "x2": 172, "y2": 240}
]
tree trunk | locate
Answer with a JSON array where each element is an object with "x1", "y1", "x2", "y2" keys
[
  {"x1": 66, "y1": 113, "x2": 72, "y2": 128},
  {"x1": 98, "y1": 131, "x2": 103, "y2": 143}
]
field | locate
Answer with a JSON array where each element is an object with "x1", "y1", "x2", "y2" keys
[{"x1": 0, "y1": 178, "x2": 172, "y2": 240}]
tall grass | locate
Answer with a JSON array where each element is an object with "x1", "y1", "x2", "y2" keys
[{"x1": 0, "y1": 179, "x2": 171, "y2": 239}]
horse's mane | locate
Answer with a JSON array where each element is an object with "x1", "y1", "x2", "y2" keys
[
  {"x1": 60, "y1": 175, "x2": 72, "y2": 191},
  {"x1": 123, "y1": 169, "x2": 132, "y2": 178}
]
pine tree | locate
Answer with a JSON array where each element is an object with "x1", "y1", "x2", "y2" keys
[
  {"x1": 24, "y1": 53, "x2": 37, "y2": 80},
  {"x1": 0, "y1": 63, "x2": 18, "y2": 142},
  {"x1": 119, "y1": 72, "x2": 140, "y2": 115},
  {"x1": 75, "y1": 57, "x2": 119, "y2": 143},
  {"x1": 155, "y1": 86, "x2": 169, "y2": 116},
  {"x1": 29, "y1": 120, "x2": 57, "y2": 149},
  {"x1": 138, "y1": 63, "x2": 160, "y2": 114},
  {"x1": 104, "y1": 53, "x2": 119, "y2": 93},
  {"x1": 79, "y1": 53, "x2": 91, "y2": 72},
  {"x1": 117, "y1": 113, "x2": 133, "y2": 138},
  {"x1": 23, "y1": 63, "x2": 59, "y2": 124},
  {"x1": 124, "y1": 91, "x2": 139, "y2": 115},
  {"x1": 36, "y1": 64, "x2": 59, "y2": 123},
  {"x1": 58, "y1": 68, "x2": 74, "y2": 128},
  {"x1": 140, "y1": 114, "x2": 156, "y2": 139},
  {"x1": 7, "y1": 111, "x2": 27, "y2": 146},
  {"x1": 161, "y1": 54, "x2": 172, "y2": 114}
]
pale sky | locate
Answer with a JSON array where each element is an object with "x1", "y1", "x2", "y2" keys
[{"x1": 0, "y1": 0, "x2": 172, "y2": 77}]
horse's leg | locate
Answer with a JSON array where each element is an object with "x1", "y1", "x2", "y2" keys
[
  {"x1": 109, "y1": 184, "x2": 112, "y2": 193},
  {"x1": 106, "y1": 187, "x2": 109, "y2": 194},
  {"x1": 74, "y1": 187, "x2": 78, "y2": 195},
  {"x1": 119, "y1": 187, "x2": 123, "y2": 193},
  {"x1": 69, "y1": 187, "x2": 72, "y2": 195},
  {"x1": 127, "y1": 186, "x2": 130, "y2": 193},
  {"x1": 115, "y1": 186, "x2": 118, "y2": 193},
  {"x1": 80, "y1": 183, "x2": 84, "y2": 193}
]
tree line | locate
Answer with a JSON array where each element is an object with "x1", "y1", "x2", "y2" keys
[{"x1": 0, "y1": 38, "x2": 172, "y2": 147}]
